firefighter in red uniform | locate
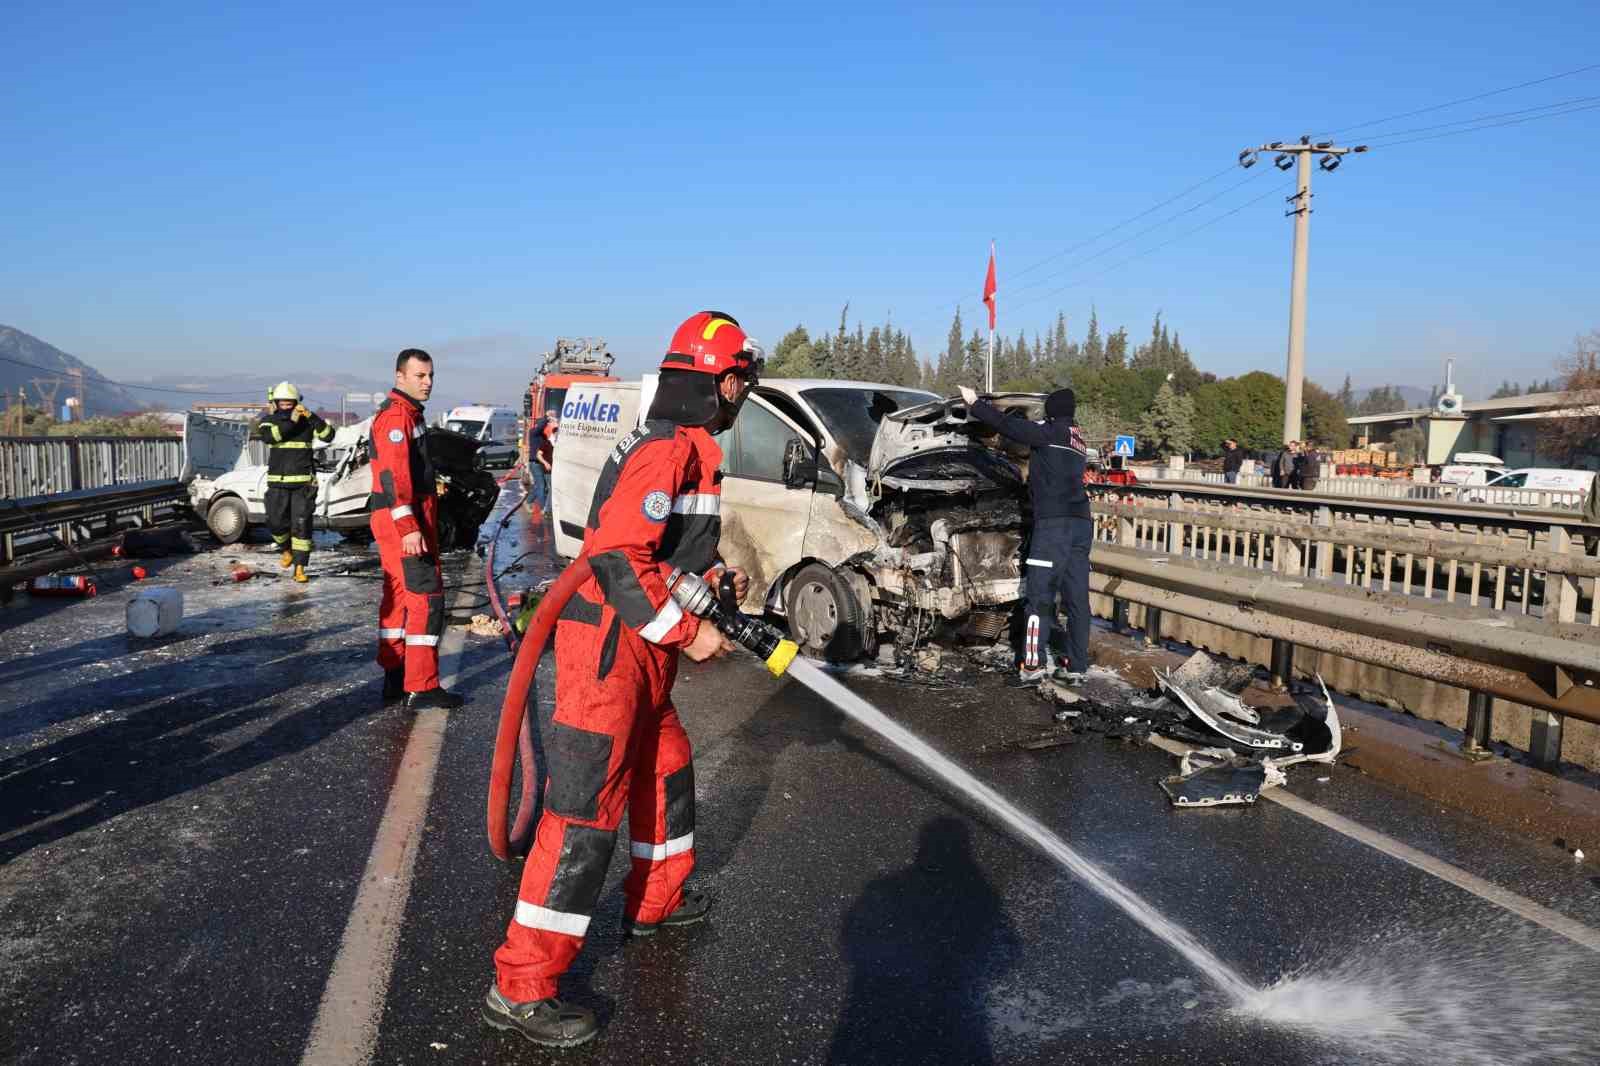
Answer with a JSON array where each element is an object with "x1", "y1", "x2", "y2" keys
[
  {"x1": 482, "y1": 312, "x2": 762, "y2": 1048},
  {"x1": 370, "y1": 348, "x2": 464, "y2": 711}
]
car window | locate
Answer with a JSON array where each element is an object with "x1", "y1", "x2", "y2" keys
[
  {"x1": 1490, "y1": 472, "x2": 1527, "y2": 488},
  {"x1": 446, "y1": 419, "x2": 485, "y2": 438},
  {"x1": 800, "y1": 387, "x2": 938, "y2": 464},
  {"x1": 726, "y1": 400, "x2": 799, "y2": 482}
]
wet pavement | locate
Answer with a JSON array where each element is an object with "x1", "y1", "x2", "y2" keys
[{"x1": 4, "y1": 496, "x2": 1600, "y2": 1065}]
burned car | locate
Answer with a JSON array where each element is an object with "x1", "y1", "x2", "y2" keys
[
  {"x1": 549, "y1": 379, "x2": 1047, "y2": 661},
  {"x1": 183, "y1": 411, "x2": 499, "y2": 550}
]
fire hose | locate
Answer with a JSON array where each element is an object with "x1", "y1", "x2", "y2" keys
[{"x1": 486, "y1": 561, "x2": 800, "y2": 861}]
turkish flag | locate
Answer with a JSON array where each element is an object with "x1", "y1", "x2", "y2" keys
[{"x1": 982, "y1": 244, "x2": 997, "y2": 331}]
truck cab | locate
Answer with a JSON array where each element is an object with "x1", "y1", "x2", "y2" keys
[{"x1": 443, "y1": 405, "x2": 520, "y2": 469}]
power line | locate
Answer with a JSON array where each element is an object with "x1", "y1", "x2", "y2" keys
[
  {"x1": 1318, "y1": 60, "x2": 1600, "y2": 138},
  {"x1": 1010, "y1": 179, "x2": 1295, "y2": 314},
  {"x1": 1364, "y1": 99, "x2": 1600, "y2": 149},
  {"x1": 1007, "y1": 169, "x2": 1270, "y2": 301},
  {"x1": 1007, "y1": 163, "x2": 1242, "y2": 284},
  {"x1": 0, "y1": 352, "x2": 263, "y2": 397},
  {"x1": 1356, "y1": 92, "x2": 1600, "y2": 143}
]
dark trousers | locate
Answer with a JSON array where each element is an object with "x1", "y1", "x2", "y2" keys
[
  {"x1": 266, "y1": 483, "x2": 316, "y2": 566},
  {"x1": 1022, "y1": 515, "x2": 1092, "y2": 673}
]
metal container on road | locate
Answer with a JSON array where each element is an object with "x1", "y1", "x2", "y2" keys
[{"x1": 126, "y1": 586, "x2": 184, "y2": 637}]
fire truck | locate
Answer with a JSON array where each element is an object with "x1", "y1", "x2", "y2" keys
[{"x1": 521, "y1": 337, "x2": 618, "y2": 463}]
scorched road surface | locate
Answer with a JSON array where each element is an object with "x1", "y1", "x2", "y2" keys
[{"x1": 3, "y1": 515, "x2": 1599, "y2": 1065}]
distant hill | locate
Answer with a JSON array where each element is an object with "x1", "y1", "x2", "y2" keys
[{"x1": 0, "y1": 325, "x2": 144, "y2": 416}]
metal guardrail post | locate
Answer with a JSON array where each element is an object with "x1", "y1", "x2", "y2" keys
[
  {"x1": 1270, "y1": 638, "x2": 1295, "y2": 689},
  {"x1": 1462, "y1": 691, "x2": 1495, "y2": 757},
  {"x1": 1144, "y1": 606, "x2": 1162, "y2": 647},
  {"x1": 1112, "y1": 598, "x2": 1129, "y2": 632},
  {"x1": 1529, "y1": 710, "x2": 1564, "y2": 771}
]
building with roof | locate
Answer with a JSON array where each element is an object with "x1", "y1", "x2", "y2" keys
[{"x1": 1347, "y1": 390, "x2": 1599, "y2": 470}]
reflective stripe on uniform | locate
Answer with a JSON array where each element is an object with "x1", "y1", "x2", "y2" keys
[
  {"x1": 268, "y1": 474, "x2": 314, "y2": 483},
  {"x1": 1025, "y1": 558, "x2": 1054, "y2": 567},
  {"x1": 272, "y1": 533, "x2": 289, "y2": 544},
  {"x1": 638, "y1": 598, "x2": 684, "y2": 643},
  {"x1": 272, "y1": 440, "x2": 312, "y2": 449},
  {"x1": 411, "y1": 425, "x2": 425, "y2": 438},
  {"x1": 629, "y1": 832, "x2": 694, "y2": 861},
  {"x1": 1025, "y1": 615, "x2": 1041, "y2": 668},
  {"x1": 405, "y1": 634, "x2": 440, "y2": 647},
  {"x1": 390, "y1": 505, "x2": 413, "y2": 520},
  {"x1": 315, "y1": 423, "x2": 334, "y2": 440},
  {"x1": 513, "y1": 900, "x2": 591, "y2": 938},
  {"x1": 672, "y1": 494, "x2": 720, "y2": 516},
  {"x1": 291, "y1": 537, "x2": 313, "y2": 550},
  {"x1": 267, "y1": 423, "x2": 283, "y2": 442},
  {"x1": 378, "y1": 627, "x2": 406, "y2": 639}
]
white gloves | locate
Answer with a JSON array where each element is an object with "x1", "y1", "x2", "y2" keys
[{"x1": 958, "y1": 386, "x2": 978, "y2": 405}]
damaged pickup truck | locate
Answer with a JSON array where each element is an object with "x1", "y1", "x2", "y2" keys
[
  {"x1": 182, "y1": 411, "x2": 500, "y2": 550},
  {"x1": 550, "y1": 378, "x2": 1047, "y2": 661}
]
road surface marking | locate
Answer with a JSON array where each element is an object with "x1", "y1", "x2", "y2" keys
[
  {"x1": 1147, "y1": 735, "x2": 1600, "y2": 954},
  {"x1": 299, "y1": 581, "x2": 473, "y2": 1066}
]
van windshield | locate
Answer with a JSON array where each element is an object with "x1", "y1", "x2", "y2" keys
[
  {"x1": 446, "y1": 419, "x2": 485, "y2": 438},
  {"x1": 800, "y1": 387, "x2": 938, "y2": 464}
]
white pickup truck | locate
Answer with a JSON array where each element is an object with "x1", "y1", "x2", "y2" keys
[
  {"x1": 550, "y1": 377, "x2": 1045, "y2": 661},
  {"x1": 182, "y1": 411, "x2": 501, "y2": 549}
]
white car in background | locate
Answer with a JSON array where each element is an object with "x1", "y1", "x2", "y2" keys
[
  {"x1": 442, "y1": 404, "x2": 520, "y2": 469},
  {"x1": 1457, "y1": 468, "x2": 1596, "y2": 507}
]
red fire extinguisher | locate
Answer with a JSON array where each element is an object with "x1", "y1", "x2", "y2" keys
[{"x1": 28, "y1": 575, "x2": 97, "y2": 598}]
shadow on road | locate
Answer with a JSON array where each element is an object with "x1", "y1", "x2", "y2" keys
[
  {"x1": 0, "y1": 622, "x2": 378, "y2": 863},
  {"x1": 827, "y1": 816, "x2": 1022, "y2": 1066}
]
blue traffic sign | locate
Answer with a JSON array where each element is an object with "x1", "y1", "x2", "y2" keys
[{"x1": 1113, "y1": 435, "x2": 1136, "y2": 457}]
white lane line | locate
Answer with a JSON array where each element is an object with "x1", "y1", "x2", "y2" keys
[
  {"x1": 299, "y1": 584, "x2": 472, "y2": 1066},
  {"x1": 1146, "y1": 735, "x2": 1600, "y2": 954}
]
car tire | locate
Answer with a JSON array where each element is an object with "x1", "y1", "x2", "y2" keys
[
  {"x1": 783, "y1": 562, "x2": 870, "y2": 662},
  {"x1": 206, "y1": 496, "x2": 249, "y2": 545}
]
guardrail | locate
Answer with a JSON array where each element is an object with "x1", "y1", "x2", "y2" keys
[
  {"x1": 0, "y1": 435, "x2": 183, "y2": 499},
  {"x1": 1092, "y1": 498, "x2": 1599, "y2": 626},
  {"x1": 0, "y1": 481, "x2": 189, "y2": 581},
  {"x1": 1139, "y1": 467, "x2": 1590, "y2": 509},
  {"x1": 1087, "y1": 545, "x2": 1600, "y2": 771}
]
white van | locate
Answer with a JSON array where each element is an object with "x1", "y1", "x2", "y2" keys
[
  {"x1": 550, "y1": 377, "x2": 1047, "y2": 661},
  {"x1": 1458, "y1": 468, "x2": 1596, "y2": 507},
  {"x1": 443, "y1": 405, "x2": 520, "y2": 468}
]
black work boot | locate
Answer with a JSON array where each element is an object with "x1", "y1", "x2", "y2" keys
[
  {"x1": 382, "y1": 668, "x2": 405, "y2": 704},
  {"x1": 406, "y1": 686, "x2": 465, "y2": 711},
  {"x1": 626, "y1": 888, "x2": 713, "y2": 938},
  {"x1": 482, "y1": 985, "x2": 598, "y2": 1048}
]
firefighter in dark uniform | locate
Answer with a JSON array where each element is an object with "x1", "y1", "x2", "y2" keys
[
  {"x1": 483, "y1": 311, "x2": 761, "y2": 1048},
  {"x1": 369, "y1": 349, "x2": 464, "y2": 711},
  {"x1": 962, "y1": 384, "x2": 1092, "y2": 685},
  {"x1": 255, "y1": 382, "x2": 333, "y2": 583}
]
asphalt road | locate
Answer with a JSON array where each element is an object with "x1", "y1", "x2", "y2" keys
[{"x1": 4, "y1": 500, "x2": 1600, "y2": 1066}]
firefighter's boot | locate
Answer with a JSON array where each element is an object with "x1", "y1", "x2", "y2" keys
[
  {"x1": 382, "y1": 668, "x2": 406, "y2": 705},
  {"x1": 280, "y1": 549, "x2": 294, "y2": 569},
  {"x1": 626, "y1": 889, "x2": 714, "y2": 938},
  {"x1": 293, "y1": 565, "x2": 309, "y2": 584},
  {"x1": 481, "y1": 986, "x2": 597, "y2": 1048},
  {"x1": 407, "y1": 687, "x2": 464, "y2": 711}
]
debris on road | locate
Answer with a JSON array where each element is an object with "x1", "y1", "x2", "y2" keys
[{"x1": 464, "y1": 613, "x2": 505, "y2": 638}]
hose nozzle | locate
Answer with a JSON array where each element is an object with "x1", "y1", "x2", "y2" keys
[{"x1": 668, "y1": 569, "x2": 799, "y2": 678}]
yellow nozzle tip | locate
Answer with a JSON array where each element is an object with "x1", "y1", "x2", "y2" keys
[{"x1": 766, "y1": 639, "x2": 800, "y2": 678}]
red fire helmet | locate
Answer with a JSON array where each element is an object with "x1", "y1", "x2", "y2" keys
[{"x1": 660, "y1": 311, "x2": 763, "y2": 379}]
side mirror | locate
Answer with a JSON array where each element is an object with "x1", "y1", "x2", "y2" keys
[{"x1": 782, "y1": 437, "x2": 817, "y2": 489}]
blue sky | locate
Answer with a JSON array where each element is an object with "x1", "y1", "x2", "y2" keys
[{"x1": 4, "y1": 1, "x2": 1598, "y2": 408}]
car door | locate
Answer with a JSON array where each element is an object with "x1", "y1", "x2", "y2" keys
[{"x1": 717, "y1": 395, "x2": 815, "y2": 610}]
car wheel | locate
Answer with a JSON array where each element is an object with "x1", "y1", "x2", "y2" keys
[
  {"x1": 784, "y1": 562, "x2": 870, "y2": 662},
  {"x1": 206, "y1": 496, "x2": 249, "y2": 545}
]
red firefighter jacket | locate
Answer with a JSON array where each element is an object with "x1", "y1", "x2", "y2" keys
[
  {"x1": 579, "y1": 420, "x2": 726, "y2": 649},
  {"x1": 369, "y1": 389, "x2": 435, "y2": 539}
]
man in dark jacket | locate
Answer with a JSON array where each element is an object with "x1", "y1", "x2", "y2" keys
[
  {"x1": 961, "y1": 385, "x2": 1092, "y2": 685},
  {"x1": 1221, "y1": 438, "x2": 1244, "y2": 484}
]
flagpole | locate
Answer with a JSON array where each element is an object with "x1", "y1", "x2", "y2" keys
[{"x1": 986, "y1": 240, "x2": 995, "y2": 392}]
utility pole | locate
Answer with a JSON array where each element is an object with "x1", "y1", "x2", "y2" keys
[{"x1": 1238, "y1": 136, "x2": 1366, "y2": 444}]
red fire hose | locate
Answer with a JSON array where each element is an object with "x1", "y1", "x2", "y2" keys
[{"x1": 486, "y1": 555, "x2": 591, "y2": 861}]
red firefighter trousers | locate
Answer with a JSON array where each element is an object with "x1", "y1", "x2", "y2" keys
[
  {"x1": 494, "y1": 603, "x2": 695, "y2": 1002},
  {"x1": 371, "y1": 496, "x2": 443, "y2": 693}
]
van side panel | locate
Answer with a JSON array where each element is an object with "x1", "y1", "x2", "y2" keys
[{"x1": 550, "y1": 383, "x2": 642, "y2": 559}]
